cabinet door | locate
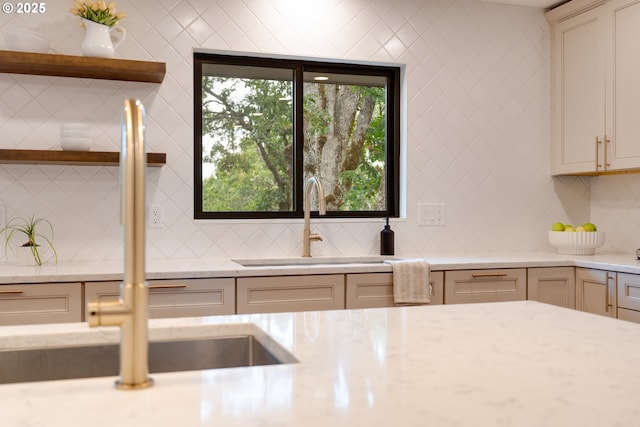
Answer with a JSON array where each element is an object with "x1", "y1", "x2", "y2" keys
[
  {"x1": 237, "y1": 274, "x2": 344, "y2": 314},
  {"x1": 0, "y1": 282, "x2": 82, "y2": 325},
  {"x1": 606, "y1": 0, "x2": 640, "y2": 170},
  {"x1": 85, "y1": 278, "x2": 236, "y2": 319},
  {"x1": 444, "y1": 269, "x2": 527, "y2": 304},
  {"x1": 551, "y1": 6, "x2": 606, "y2": 174},
  {"x1": 527, "y1": 267, "x2": 575, "y2": 309},
  {"x1": 575, "y1": 268, "x2": 616, "y2": 318},
  {"x1": 345, "y1": 271, "x2": 444, "y2": 309},
  {"x1": 616, "y1": 272, "x2": 640, "y2": 311}
]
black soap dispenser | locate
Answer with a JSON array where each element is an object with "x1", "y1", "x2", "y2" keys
[{"x1": 380, "y1": 217, "x2": 394, "y2": 256}]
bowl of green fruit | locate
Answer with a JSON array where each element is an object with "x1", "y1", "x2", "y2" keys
[{"x1": 549, "y1": 222, "x2": 604, "y2": 255}]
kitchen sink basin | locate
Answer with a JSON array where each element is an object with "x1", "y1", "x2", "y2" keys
[
  {"x1": 233, "y1": 255, "x2": 399, "y2": 267},
  {"x1": 0, "y1": 335, "x2": 297, "y2": 385}
]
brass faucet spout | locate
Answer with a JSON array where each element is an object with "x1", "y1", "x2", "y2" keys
[
  {"x1": 303, "y1": 176, "x2": 326, "y2": 257},
  {"x1": 87, "y1": 99, "x2": 153, "y2": 390}
]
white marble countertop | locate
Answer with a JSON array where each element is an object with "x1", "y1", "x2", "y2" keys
[
  {"x1": 1, "y1": 301, "x2": 639, "y2": 426},
  {"x1": 2, "y1": 251, "x2": 640, "y2": 284}
]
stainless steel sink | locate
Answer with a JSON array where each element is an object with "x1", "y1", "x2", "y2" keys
[
  {"x1": 0, "y1": 335, "x2": 297, "y2": 385},
  {"x1": 233, "y1": 255, "x2": 399, "y2": 267}
]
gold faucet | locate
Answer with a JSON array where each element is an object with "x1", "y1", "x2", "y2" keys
[
  {"x1": 87, "y1": 99, "x2": 153, "y2": 390},
  {"x1": 302, "y1": 176, "x2": 326, "y2": 257}
]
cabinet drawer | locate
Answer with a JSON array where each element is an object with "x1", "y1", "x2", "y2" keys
[
  {"x1": 617, "y1": 307, "x2": 640, "y2": 324},
  {"x1": 345, "y1": 271, "x2": 444, "y2": 309},
  {"x1": 617, "y1": 272, "x2": 640, "y2": 311},
  {"x1": 237, "y1": 274, "x2": 344, "y2": 314},
  {"x1": 0, "y1": 282, "x2": 82, "y2": 325},
  {"x1": 84, "y1": 278, "x2": 235, "y2": 319},
  {"x1": 445, "y1": 269, "x2": 526, "y2": 304}
]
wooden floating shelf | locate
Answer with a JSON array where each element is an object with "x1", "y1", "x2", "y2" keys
[
  {"x1": 0, "y1": 149, "x2": 166, "y2": 167},
  {"x1": 0, "y1": 50, "x2": 166, "y2": 83}
]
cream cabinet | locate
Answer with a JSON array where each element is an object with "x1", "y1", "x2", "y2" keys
[
  {"x1": 237, "y1": 274, "x2": 344, "y2": 314},
  {"x1": 550, "y1": 4, "x2": 605, "y2": 174},
  {"x1": 345, "y1": 271, "x2": 444, "y2": 309},
  {"x1": 84, "y1": 278, "x2": 235, "y2": 319},
  {"x1": 575, "y1": 268, "x2": 617, "y2": 318},
  {"x1": 527, "y1": 267, "x2": 576, "y2": 309},
  {"x1": 616, "y1": 272, "x2": 640, "y2": 323},
  {"x1": 548, "y1": 0, "x2": 640, "y2": 175},
  {"x1": 0, "y1": 282, "x2": 82, "y2": 325},
  {"x1": 444, "y1": 269, "x2": 527, "y2": 304}
]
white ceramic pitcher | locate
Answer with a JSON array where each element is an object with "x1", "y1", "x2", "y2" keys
[{"x1": 80, "y1": 18, "x2": 126, "y2": 58}]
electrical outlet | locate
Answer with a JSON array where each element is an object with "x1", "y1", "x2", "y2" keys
[
  {"x1": 419, "y1": 203, "x2": 445, "y2": 226},
  {"x1": 149, "y1": 205, "x2": 163, "y2": 229}
]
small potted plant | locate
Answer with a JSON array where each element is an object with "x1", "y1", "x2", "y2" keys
[
  {"x1": 69, "y1": 0, "x2": 127, "y2": 27},
  {"x1": 69, "y1": 1, "x2": 127, "y2": 58},
  {"x1": 1, "y1": 215, "x2": 58, "y2": 266}
]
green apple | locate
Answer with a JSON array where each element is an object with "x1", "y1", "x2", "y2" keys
[
  {"x1": 564, "y1": 225, "x2": 576, "y2": 232},
  {"x1": 583, "y1": 222, "x2": 597, "y2": 232},
  {"x1": 551, "y1": 222, "x2": 565, "y2": 231}
]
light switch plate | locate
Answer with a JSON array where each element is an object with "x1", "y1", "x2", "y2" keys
[
  {"x1": 0, "y1": 205, "x2": 5, "y2": 229},
  {"x1": 419, "y1": 203, "x2": 445, "y2": 226}
]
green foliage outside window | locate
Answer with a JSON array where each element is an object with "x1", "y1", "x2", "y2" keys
[{"x1": 194, "y1": 54, "x2": 399, "y2": 218}]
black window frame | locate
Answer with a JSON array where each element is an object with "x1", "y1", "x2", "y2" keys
[{"x1": 194, "y1": 52, "x2": 400, "y2": 220}]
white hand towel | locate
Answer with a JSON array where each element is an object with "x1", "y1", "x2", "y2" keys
[{"x1": 386, "y1": 259, "x2": 431, "y2": 305}]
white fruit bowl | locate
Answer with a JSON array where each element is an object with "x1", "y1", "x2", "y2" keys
[{"x1": 548, "y1": 231, "x2": 605, "y2": 255}]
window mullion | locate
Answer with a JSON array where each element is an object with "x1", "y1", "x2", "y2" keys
[{"x1": 293, "y1": 64, "x2": 305, "y2": 217}]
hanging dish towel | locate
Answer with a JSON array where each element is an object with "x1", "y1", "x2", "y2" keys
[{"x1": 385, "y1": 259, "x2": 431, "y2": 305}]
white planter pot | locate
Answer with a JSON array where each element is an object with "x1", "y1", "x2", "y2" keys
[{"x1": 16, "y1": 245, "x2": 40, "y2": 266}]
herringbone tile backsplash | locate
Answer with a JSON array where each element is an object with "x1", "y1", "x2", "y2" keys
[{"x1": 3, "y1": 0, "x2": 625, "y2": 262}]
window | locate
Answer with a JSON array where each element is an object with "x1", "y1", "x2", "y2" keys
[{"x1": 194, "y1": 52, "x2": 400, "y2": 219}]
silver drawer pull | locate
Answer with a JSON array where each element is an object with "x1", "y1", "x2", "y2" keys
[
  {"x1": 471, "y1": 273, "x2": 508, "y2": 278},
  {"x1": 148, "y1": 284, "x2": 187, "y2": 290},
  {"x1": 0, "y1": 289, "x2": 24, "y2": 295}
]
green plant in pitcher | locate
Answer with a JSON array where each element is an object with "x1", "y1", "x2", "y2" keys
[
  {"x1": 69, "y1": 0, "x2": 126, "y2": 27},
  {"x1": 1, "y1": 215, "x2": 58, "y2": 265}
]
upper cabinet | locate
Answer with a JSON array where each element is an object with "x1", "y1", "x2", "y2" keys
[{"x1": 548, "y1": 0, "x2": 640, "y2": 175}]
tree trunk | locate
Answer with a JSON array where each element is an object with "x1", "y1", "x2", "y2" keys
[{"x1": 304, "y1": 84, "x2": 375, "y2": 210}]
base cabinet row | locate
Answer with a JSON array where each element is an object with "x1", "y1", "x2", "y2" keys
[
  {"x1": 0, "y1": 272, "x2": 444, "y2": 326},
  {"x1": 2, "y1": 266, "x2": 640, "y2": 326}
]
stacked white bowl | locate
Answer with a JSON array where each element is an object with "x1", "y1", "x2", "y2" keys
[
  {"x1": 4, "y1": 29, "x2": 50, "y2": 53},
  {"x1": 60, "y1": 123, "x2": 91, "y2": 151}
]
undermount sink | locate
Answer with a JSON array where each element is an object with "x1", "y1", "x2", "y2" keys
[
  {"x1": 0, "y1": 335, "x2": 297, "y2": 385},
  {"x1": 233, "y1": 255, "x2": 399, "y2": 267}
]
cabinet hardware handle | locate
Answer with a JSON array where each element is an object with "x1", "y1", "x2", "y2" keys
[
  {"x1": 0, "y1": 289, "x2": 24, "y2": 294},
  {"x1": 471, "y1": 273, "x2": 508, "y2": 278},
  {"x1": 604, "y1": 134, "x2": 611, "y2": 169},
  {"x1": 606, "y1": 275, "x2": 614, "y2": 313},
  {"x1": 595, "y1": 136, "x2": 602, "y2": 170},
  {"x1": 148, "y1": 284, "x2": 187, "y2": 290}
]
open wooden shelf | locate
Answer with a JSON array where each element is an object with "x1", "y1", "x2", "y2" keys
[
  {"x1": 0, "y1": 149, "x2": 166, "y2": 167},
  {"x1": 0, "y1": 50, "x2": 166, "y2": 83}
]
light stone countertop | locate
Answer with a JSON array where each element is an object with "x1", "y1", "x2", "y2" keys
[
  {"x1": 2, "y1": 251, "x2": 640, "y2": 284},
  {"x1": 1, "y1": 301, "x2": 639, "y2": 426}
]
